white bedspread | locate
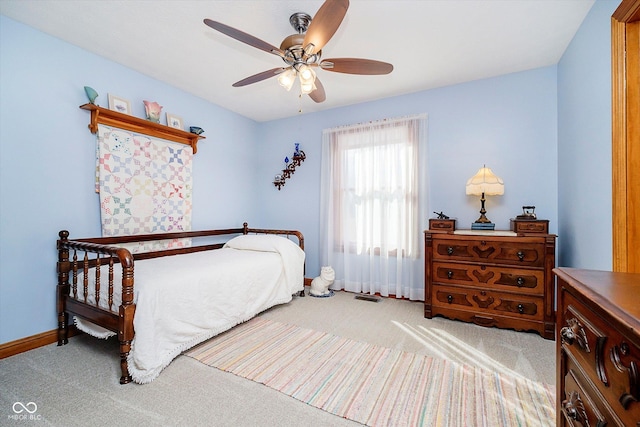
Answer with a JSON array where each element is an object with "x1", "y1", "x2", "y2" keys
[{"x1": 73, "y1": 234, "x2": 304, "y2": 383}]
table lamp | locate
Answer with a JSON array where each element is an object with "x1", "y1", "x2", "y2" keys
[{"x1": 466, "y1": 166, "x2": 504, "y2": 230}]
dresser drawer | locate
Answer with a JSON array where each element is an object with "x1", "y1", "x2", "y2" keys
[
  {"x1": 432, "y1": 237, "x2": 545, "y2": 267},
  {"x1": 510, "y1": 219, "x2": 549, "y2": 234},
  {"x1": 432, "y1": 261, "x2": 544, "y2": 295},
  {"x1": 432, "y1": 284, "x2": 543, "y2": 320},
  {"x1": 562, "y1": 354, "x2": 625, "y2": 427},
  {"x1": 559, "y1": 290, "x2": 640, "y2": 423}
]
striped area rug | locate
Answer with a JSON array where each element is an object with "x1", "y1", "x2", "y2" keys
[{"x1": 185, "y1": 317, "x2": 555, "y2": 427}]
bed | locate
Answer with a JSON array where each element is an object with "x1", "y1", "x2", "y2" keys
[{"x1": 56, "y1": 223, "x2": 305, "y2": 384}]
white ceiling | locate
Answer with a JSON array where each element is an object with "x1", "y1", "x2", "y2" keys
[{"x1": 1, "y1": 0, "x2": 595, "y2": 122}]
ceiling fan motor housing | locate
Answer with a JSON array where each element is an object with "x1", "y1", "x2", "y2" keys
[{"x1": 280, "y1": 13, "x2": 321, "y2": 69}]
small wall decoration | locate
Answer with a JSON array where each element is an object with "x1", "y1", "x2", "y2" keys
[
  {"x1": 108, "y1": 94, "x2": 131, "y2": 115},
  {"x1": 273, "y1": 142, "x2": 306, "y2": 190},
  {"x1": 143, "y1": 100, "x2": 163, "y2": 123},
  {"x1": 84, "y1": 86, "x2": 99, "y2": 105},
  {"x1": 166, "y1": 113, "x2": 184, "y2": 130}
]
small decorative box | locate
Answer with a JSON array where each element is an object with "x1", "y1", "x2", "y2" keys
[
  {"x1": 510, "y1": 219, "x2": 549, "y2": 234},
  {"x1": 429, "y1": 218, "x2": 456, "y2": 232}
]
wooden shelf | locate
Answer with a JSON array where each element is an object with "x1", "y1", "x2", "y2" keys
[{"x1": 80, "y1": 104, "x2": 204, "y2": 154}]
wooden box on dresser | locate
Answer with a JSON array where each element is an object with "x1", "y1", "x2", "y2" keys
[
  {"x1": 555, "y1": 268, "x2": 640, "y2": 427},
  {"x1": 424, "y1": 230, "x2": 556, "y2": 339}
]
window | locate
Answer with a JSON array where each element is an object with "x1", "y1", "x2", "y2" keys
[
  {"x1": 334, "y1": 124, "x2": 418, "y2": 256},
  {"x1": 319, "y1": 115, "x2": 426, "y2": 299}
]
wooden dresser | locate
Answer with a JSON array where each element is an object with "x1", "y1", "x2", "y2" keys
[
  {"x1": 424, "y1": 230, "x2": 556, "y2": 339},
  {"x1": 555, "y1": 268, "x2": 640, "y2": 427}
]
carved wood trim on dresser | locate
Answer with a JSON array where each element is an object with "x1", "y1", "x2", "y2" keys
[
  {"x1": 555, "y1": 267, "x2": 640, "y2": 427},
  {"x1": 424, "y1": 230, "x2": 556, "y2": 339}
]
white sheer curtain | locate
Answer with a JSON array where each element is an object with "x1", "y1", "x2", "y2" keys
[{"x1": 319, "y1": 115, "x2": 427, "y2": 300}]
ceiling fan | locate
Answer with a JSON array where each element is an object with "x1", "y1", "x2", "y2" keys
[{"x1": 203, "y1": 0, "x2": 393, "y2": 103}]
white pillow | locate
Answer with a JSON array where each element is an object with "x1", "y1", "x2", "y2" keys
[{"x1": 223, "y1": 234, "x2": 300, "y2": 253}]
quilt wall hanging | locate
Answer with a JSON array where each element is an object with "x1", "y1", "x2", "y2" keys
[{"x1": 96, "y1": 124, "x2": 193, "y2": 252}]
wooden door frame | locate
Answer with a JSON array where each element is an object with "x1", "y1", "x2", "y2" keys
[{"x1": 612, "y1": 0, "x2": 640, "y2": 272}]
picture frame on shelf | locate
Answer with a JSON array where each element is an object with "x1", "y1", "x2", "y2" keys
[
  {"x1": 108, "y1": 94, "x2": 131, "y2": 115},
  {"x1": 166, "y1": 113, "x2": 184, "y2": 130}
]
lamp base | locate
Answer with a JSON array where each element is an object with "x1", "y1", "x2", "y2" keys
[{"x1": 471, "y1": 222, "x2": 496, "y2": 230}]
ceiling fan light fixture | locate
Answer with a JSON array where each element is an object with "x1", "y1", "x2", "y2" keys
[
  {"x1": 300, "y1": 79, "x2": 317, "y2": 95},
  {"x1": 277, "y1": 68, "x2": 296, "y2": 91},
  {"x1": 297, "y1": 65, "x2": 315, "y2": 83},
  {"x1": 298, "y1": 65, "x2": 317, "y2": 94}
]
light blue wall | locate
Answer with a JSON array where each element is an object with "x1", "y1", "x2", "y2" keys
[
  {"x1": 557, "y1": 0, "x2": 618, "y2": 269},
  {"x1": 2, "y1": 0, "x2": 611, "y2": 345},
  {"x1": 257, "y1": 67, "x2": 559, "y2": 279},
  {"x1": 0, "y1": 16, "x2": 260, "y2": 344}
]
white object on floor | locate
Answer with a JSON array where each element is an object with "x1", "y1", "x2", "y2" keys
[{"x1": 310, "y1": 266, "x2": 335, "y2": 297}]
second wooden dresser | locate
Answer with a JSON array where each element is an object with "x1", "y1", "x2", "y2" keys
[
  {"x1": 555, "y1": 268, "x2": 640, "y2": 426},
  {"x1": 424, "y1": 230, "x2": 556, "y2": 339}
]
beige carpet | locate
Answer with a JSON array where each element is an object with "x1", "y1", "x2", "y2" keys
[{"x1": 0, "y1": 290, "x2": 555, "y2": 426}]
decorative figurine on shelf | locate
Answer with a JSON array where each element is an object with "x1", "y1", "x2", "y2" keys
[
  {"x1": 285, "y1": 156, "x2": 296, "y2": 174},
  {"x1": 310, "y1": 266, "x2": 335, "y2": 297},
  {"x1": 189, "y1": 126, "x2": 204, "y2": 135},
  {"x1": 292, "y1": 143, "x2": 306, "y2": 166},
  {"x1": 433, "y1": 211, "x2": 450, "y2": 220},
  {"x1": 84, "y1": 86, "x2": 99, "y2": 105},
  {"x1": 273, "y1": 174, "x2": 284, "y2": 190},
  {"x1": 143, "y1": 100, "x2": 162, "y2": 123}
]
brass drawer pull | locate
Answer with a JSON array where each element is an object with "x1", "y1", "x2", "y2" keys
[
  {"x1": 447, "y1": 270, "x2": 453, "y2": 279},
  {"x1": 517, "y1": 251, "x2": 525, "y2": 261},
  {"x1": 447, "y1": 294, "x2": 453, "y2": 304},
  {"x1": 447, "y1": 246, "x2": 454, "y2": 255},
  {"x1": 517, "y1": 304, "x2": 524, "y2": 314},
  {"x1": 516, "y1": 277, "x2": 525, "y2": 287}
]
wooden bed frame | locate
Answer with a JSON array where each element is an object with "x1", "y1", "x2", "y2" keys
[{"x1": 56, "y1": 222, "x2": 304, "y2": 384}]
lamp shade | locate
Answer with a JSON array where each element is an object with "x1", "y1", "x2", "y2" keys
[
  {"x1": 277, "y1": 69, "x2": 296, "y2": 91},
  {"x1": 465, "y1": 166, "x2": 504, "y2": 196}
]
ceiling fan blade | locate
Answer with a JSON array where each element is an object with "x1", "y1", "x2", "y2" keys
[
  {"x1": 320, "y1": 58, "x2": 394, "y2": 75},
  {"x1": 303, "y1": 0, "x2": 349, "y2": 54},
  {"x1": 232, "y1": 68, "x2": 287, "y2": 87},
  {"x1": 309, "y1": 77, "x2": 326, "y2": 103},
  {"x1": 204, "y1": 19, "x2": 283, "y2": 57}
]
